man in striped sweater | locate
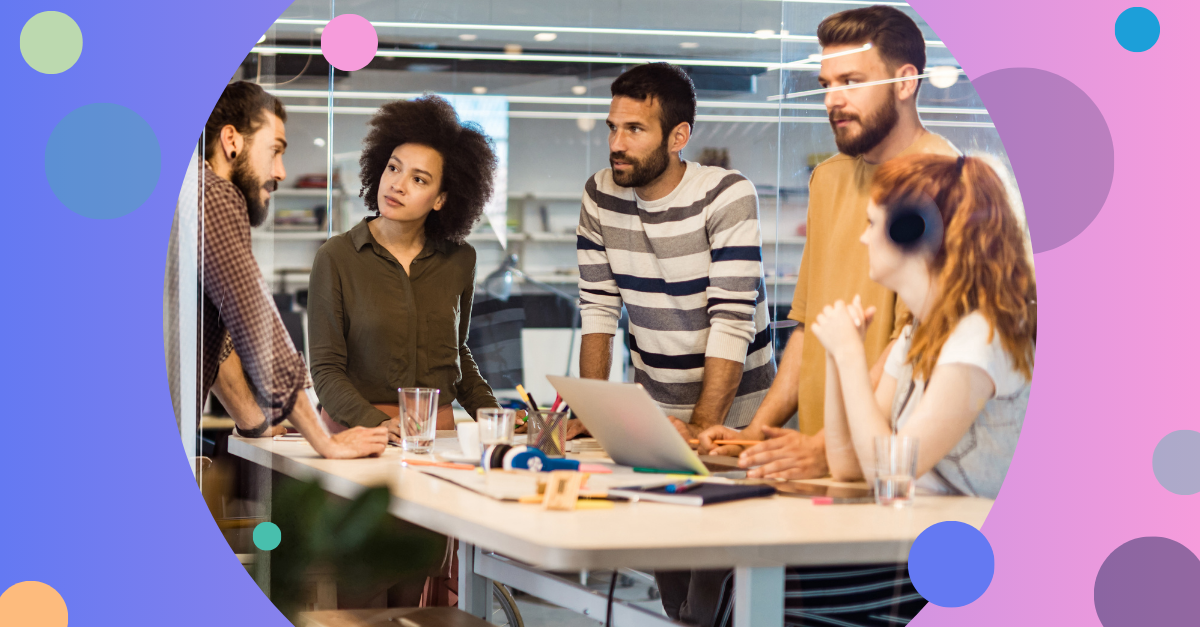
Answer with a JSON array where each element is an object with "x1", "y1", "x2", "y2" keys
[{"x1": 575, "y1": 63, "x2": 775, "y2": 626}]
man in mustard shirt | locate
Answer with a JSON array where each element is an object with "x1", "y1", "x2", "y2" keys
[{"x1": 697, "y1": 6, "x2": 959, "y2": 479}]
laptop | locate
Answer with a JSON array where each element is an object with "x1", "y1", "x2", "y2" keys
[{"x1": 546, "y1": 376, "x2": 743, "y2": 476}]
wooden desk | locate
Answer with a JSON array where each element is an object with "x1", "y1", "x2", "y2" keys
[{"x1": 228, "y1": 435, "x2": 990, "y2": 627}]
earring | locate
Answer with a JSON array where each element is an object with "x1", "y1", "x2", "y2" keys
[{"x1": 230, "y1": 151, "x2": 236, "y2": 160}]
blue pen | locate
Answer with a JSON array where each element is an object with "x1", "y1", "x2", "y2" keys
[{"x1": 665, "y1": 480, "x2": 700, "y2": 494}]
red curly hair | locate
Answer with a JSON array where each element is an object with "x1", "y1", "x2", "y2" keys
[{"x1": 871, "y1": 153, "x2": 1036, "y2": 381}]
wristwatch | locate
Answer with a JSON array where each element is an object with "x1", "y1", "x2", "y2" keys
[{"x1": 234, "y1": 416, "x2": 272, "y2": 438}]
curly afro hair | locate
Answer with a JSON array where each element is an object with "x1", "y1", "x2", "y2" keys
[{"x1": 358, "y1": 95, "x2": 497, "y2": 243}]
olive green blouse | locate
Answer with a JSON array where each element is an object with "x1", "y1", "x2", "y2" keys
[{"x1": 308, "y1": 217, "x2": 498, "y2": 428}]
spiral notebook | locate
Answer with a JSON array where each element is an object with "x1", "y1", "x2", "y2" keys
[{"x1": 606, "y1": 482, "x2": 777, "y2": 506}]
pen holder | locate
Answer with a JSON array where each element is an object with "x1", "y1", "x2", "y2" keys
[{"x1": 526, "y1": 411, "x2": 569, "y2": 458}]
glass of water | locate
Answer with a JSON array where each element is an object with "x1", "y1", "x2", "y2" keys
[
  {"x1": 478, "y1": 408, "x2": 516, "y2": 448},
  {"x1": 398, "y1": 388, "x2": 440, "y2": 454},
  {"x1": 874, "y1": 435, "x2": 919, "y2": 507}
]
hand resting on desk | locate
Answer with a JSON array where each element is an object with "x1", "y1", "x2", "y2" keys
[{"x1": 738, "y1": 427, "x2": 828, "y2": 480}]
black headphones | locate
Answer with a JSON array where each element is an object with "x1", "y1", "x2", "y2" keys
[{"x1": 886, "y1": 195, "x2": 944, "y2": 256}]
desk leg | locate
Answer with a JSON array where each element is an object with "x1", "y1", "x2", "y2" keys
[
  {"x1": 734, "y1": 566, "x2": 784, "y2": 627},
  {"x1": 457, "y1": 541, "x2": 491, "y2": 619}
]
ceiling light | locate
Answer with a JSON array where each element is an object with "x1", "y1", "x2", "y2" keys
[
  {"x1": 534, "y1": 33, "x2": 558, "y2": 42},
  {"x1": 314, "y1": 27, "x2": 324, "y2": 34},
  {"x1": 680, "y1": 42, "x2": 699, "y2": 49},
  {"x1": 472, "y1": 86, "x2": 488, "y2": 94},
  {"x1": 928, "y1": 66, "x2": 961, "y2": 89},
  {"x1": 504, "y1": 44, "x2": 523, "y2": 55},
  {"x1": 458, "y1": 33, "x2": 477, "y2": 41},
  {"x1": 576, "y1": 118, "x2": 597, "y2": 132},
  {"x1": 754, "y1": 29, "x2": 775, "y2": 38},
  {"x1": 571, "y1": 85, "x2": 587, "y2": 95},
  {"x1": 258, "y1": 34, "x2": 267, "y2": 44},
  {"x1": 313, "y1": 137, "x2": 326, "y2": 147}
]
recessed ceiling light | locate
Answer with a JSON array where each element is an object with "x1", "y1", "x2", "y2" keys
[
  {"x1": 754, "y1": 29, "x2": 775, "y2": 38},
  {"x1": 314, "y1": 27, "x2": 324, "y2": 34},
  {"x1": 504, "y1": 44, "x2": 523, "y2": 55},
  {"x1": 571, "y1": 85, "x2": 587, "y2": 95},
  {"x1": 258, "y1": 34, "x2": 267, "y2": 44},
  {"x1": 928, "y1": 66, "x2": 961, "y2": 89},
  {"x1": 459, "y1": 33, "x2": 477, "y2": 41},
  {"x1": 576, "y1": 117, "x2": 597, "y2": 132},
  {"x1": 472, "y1": 86, "x2": 488, "y2": 94},
  {"x1": 534, "y1": 33, "x2": 558, "y2": 42},
  {"x1": 313, "y1": 137, "x2": 326, "y2": 147},
  {"x1": 680, "y1": 42, "x2": 699, "y2": 49}
]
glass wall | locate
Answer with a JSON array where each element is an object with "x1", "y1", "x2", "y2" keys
[{"x1": 229, "y1": 0, "x2": 1002, "y2": 409}]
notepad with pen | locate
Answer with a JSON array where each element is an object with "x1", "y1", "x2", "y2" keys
[{"x1": 606, "y1": 482, "x2": 777, "y2": 506}]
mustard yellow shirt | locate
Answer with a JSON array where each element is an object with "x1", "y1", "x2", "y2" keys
[{"x1": 788, "y1": 132, "x2": 958, "y2": 435}]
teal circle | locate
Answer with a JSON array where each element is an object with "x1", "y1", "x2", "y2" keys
[
  {"x1": 1115, "y1": 7, "x2": 1160, "y2": 52},
  {"x1": 20, "y1": 11, "x2": 83, "y2": 74},
  {"x1": 253, "y1": 522, "x2": 281, "y2": 551},
  {"x1": 45, "y1": 103, "x2": 160, "y2": 219}
]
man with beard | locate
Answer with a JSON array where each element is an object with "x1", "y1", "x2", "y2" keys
[
  {"x1": 575, "y1": 63, "x2": 774, "y2": 627},
  {"x1": 166, "y1": 81, "x2": 386, "y2": 459},
  {"x1": 696, "y1": 6, "x2": 961, "y2": 484}
]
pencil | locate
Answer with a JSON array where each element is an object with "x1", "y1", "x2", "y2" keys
[{"x1": 687, "y1": 439, "x2": 763, "y2": 447}]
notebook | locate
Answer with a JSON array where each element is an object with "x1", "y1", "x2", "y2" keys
[{"x1": 607, "y1": 482, "x2": 777, "y2": 506}]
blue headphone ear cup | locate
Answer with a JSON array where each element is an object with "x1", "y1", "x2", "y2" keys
[{"x1": 886, "y1": 199, "x2": 943, "y2": 255}]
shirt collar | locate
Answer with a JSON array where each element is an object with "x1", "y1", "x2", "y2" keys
[{"x1": 351, "y1": 216, "x2": 450, "y2": 257}]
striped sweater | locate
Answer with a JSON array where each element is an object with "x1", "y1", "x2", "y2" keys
[{"x1": 576, "y1": 161, "x2": 775, "y2": 427}]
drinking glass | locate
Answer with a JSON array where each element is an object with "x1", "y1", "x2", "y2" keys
[
  {"x1": 478, "y1": 408, "x2": 516, "y2": 447},
  {"x1": 874, "y1": 435, "x2": 919, "y2": 507},
  {"x1": 527, "y1": 411, "x2": 569, "y2": 458},
  {"x1": 398, "y1": 388, "x2": 439, "y2": 454}
]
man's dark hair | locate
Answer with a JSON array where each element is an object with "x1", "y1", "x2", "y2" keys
[
  {"x1": 818, "y1": 6, "x2": 927, "y2": 96},
  {"x1": 201, "y1": 81, "x2": 287, "y2": 157},
  {"x1": 358, "y1": 95, "x2": 497, "y2": 244},
  {"x1": 610, "y1": 63, "x2": 697, "y2": 137}
]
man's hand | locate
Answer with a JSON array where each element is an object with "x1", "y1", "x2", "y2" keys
[
  {"x1": 738, "y1": 427, "x2": 828, "y2": 479},
  {"x1": 564, "y1": 419, "x2": 589, "y2": 440},
  {"x1": 695, "y1": 424, "x2": 756, "y2": 456},
  {"x1": 669, "y1": 416, "x2": 706, "y2": 442},
  {"x1": 318, "y1": 425, "x2": 389, "y2": 459}
]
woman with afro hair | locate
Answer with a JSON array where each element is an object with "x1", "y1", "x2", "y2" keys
[{"x1": 308, "y1": 95, "x2": 509, "y2": 434}]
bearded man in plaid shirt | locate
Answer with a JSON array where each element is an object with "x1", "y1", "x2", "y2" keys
[{"x1": 166, "y1": 81, "x2": 386, "y2": 459}]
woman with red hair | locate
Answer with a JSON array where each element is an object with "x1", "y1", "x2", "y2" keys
[
  {"x1": 713, "y1": 153, "x2": 1035, "y2": 626},
  {"x1": 813, "y1": 152, "x2": 1035, "y2": 497}
]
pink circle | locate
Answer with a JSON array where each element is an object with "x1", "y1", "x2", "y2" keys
[{"x1": 320, "y1": 14, "x2": 378, "y2": 72}]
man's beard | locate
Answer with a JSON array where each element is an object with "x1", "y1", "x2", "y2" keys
[
  {"x1": 610, "y1": 135, "x2": 671, "y2": 189},
  {"x1": 830, "y1": 97, "x2": 899, "y2": 157},
  {"x1": 229, "y1": 153, "x2": 274, "y2": 227}
]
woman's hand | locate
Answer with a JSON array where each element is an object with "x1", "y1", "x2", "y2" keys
[{"x1": 811, "y1": 296, "x2": 875, "y2": 362}]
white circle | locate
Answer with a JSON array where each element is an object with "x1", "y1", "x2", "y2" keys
[
  {"x1": 680, "y1": 42, "x2": 699, "y2": 49},
  {"x1": 576, "y1": 118, "x2": 597, "y2": 132},
  {"x1": 534, "y1": 32, "x2": 558, "y2": 42},
  {"x1": 571, "y1": 85, "x2": 587, "y2": 95},
  {"x1": 459, "y1": 33, "x2": 477, "y2": 41},
  {"x1": 929, "y1": 66, "x2": 960, "y2": 89},
  {"x1": 472, "y1": 86, "x2": 488, "y2": 94}
]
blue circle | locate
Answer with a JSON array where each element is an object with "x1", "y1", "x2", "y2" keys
[
  {"x1": 1115, "y1": 7, "x2": 1160, "y2": 52},
  {"x1": 253, "y1": 522, "x2": 281, "y2": 551},
  {"x1": 908, "y1": 521, "x2": 995, "y2": 607},
  {"x1": 45, "y1": 103, "x2": 160, "y2": 219},
  {"x1": 1153, "y1": 430, "x2": 1200, "y2": 495}
]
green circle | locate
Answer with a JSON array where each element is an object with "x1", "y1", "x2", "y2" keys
[
  {"x1": 253, "y1": 522, "x2": 282, "y2": 551},
  {"x1": 20, "y1": 12, "x2": 83, "y2": 75}
]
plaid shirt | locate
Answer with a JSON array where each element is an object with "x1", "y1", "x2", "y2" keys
[{"x1": 166, "y1": 161, "x2": 306, "y2": 424}]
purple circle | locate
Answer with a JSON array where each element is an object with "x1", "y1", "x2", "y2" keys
[
  {"x1": 1094, "y1": 537, "x2": 1200, "y2": 626},
  {"x1": 320, "y1": 14, "x2": 378, "y2": 72},
  {"x1": 972, "y1": 68, "x2": 1114, "y2": 253}
]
